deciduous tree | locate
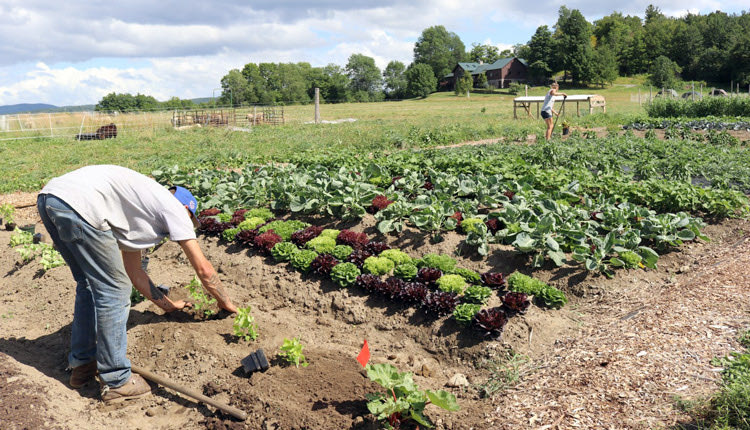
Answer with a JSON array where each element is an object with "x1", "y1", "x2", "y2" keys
[{"x1": 413, "y1": 26, "x2": 466, "y2": 81}]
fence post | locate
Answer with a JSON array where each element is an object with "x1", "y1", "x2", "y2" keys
[
  {"x1": 524, "y1": 85, "x2": 528, "y2": 97},
  {"x1": 77, "y1": 113, "x2": 86, "y2": 140},
  {"x1": 691, "y1": 82, "x2": 695, "y2": 101},
  {"x1": 253, "y1": 106, "x2": 257, "y2": 125},
  {"x1": 314, "y1": 87, "x2": 320, "y2": 124}
]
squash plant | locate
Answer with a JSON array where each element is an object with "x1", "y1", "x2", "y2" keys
[{"x1": 365, "y1": 363, "x2": 459, "y2": 429}]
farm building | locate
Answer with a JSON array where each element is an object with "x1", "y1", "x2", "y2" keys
[{"x1": 443, "y1": 57, "x2": 528, "y2": 90}]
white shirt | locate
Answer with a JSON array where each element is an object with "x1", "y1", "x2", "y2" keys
[
  {"x1": 541, "y1": 89, "x2": 555, "y2": 112},
  {"x1": 41, "y1": 165, "x2": 196, "y2": 251}
]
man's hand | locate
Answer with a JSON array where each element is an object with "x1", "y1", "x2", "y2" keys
[
  {"x1": 179, "y1": 239, "x2": 239, "y2": 314},
  {"x1": 165, "y1": 300, "x2": 193, "y2": 312}
]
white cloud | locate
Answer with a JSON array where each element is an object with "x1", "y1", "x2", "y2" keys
[{"x1": 0, "y1": 1, "x2": 747, "y2": 105}]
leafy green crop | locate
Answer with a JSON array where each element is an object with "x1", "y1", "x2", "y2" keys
[
  {"x1": 305, "y1": 236, "x2": 336, "y2": 254},
  {"x1": 449, "y1": 267, "x2": 481, "y2": 284},
  {"x1": 365, "y1": 363, "x2": 459, "y2": 429},
  {"x1": 453, "y1": 303, "x2": 481, "y2": 326},
  {"x1": 290, "y1": 249, "x2": 318, "y2": 272},
  {"x1": 394, "y1": 263, "x2": 418, "y2": 280},
  {"x1": 185, "y1": 276, "x2": 217, "y2": 317},
  {"x1": 463, "y1": 285, "x2": 493, "y2": 304},
  {"x1": 436, "y1": 274, "x2": 467, "y2": 294},
  {"x1": 379, "y1": 249, "x2": 412, "y2": 266},
  {"x1": 238, "y1": 216, "x2": 266, "y2": 230},
  {"x1": 271, "y1": 241, "x2": 299, "y2": 262},
  {"x1": 417, "y1": 253, "x2": 457, "y2": 273},
  {"x1": 233, "y1": 306, "x2": 260, "y2": 342},
  {"x1": 330, "y1": 262, "x2": 360, "y2": 288},
  {"x1": 278, "y1": 337, "x2": 309, "y2": 368},
  {"x1": 363, "y1": 256, "x2": 395, "y2": 276},
  {"x1": 331, "y1": 245, "x2": 354, "y2": 261},
  {"x1": 9, "y1": 229, "x2": 34, "y2": 247},
  {"x1": 506, "y1": 272, "x2": 546, "y2": 295},
  {"x1": 259, "y1": 220, "x2": 310, "y2": 241},
  {"x1": 536, "y1": 286, "x2": 568, "y2": 309}
]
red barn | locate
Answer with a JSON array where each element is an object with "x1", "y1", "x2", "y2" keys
[{"x1": 443, "y1": 58, "x2": 528, "y2": 90}]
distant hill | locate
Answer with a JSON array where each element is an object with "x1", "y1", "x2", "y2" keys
[
  {"x1": 0, "y1": 97, "x2": 213, "y2": 115},
  {"x1": 0, "y1": 103, "x2": 57, "y2": 114}
]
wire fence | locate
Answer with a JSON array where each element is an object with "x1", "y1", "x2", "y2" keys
[{"x1": 0, "y1": 106, "x2": 292, "y2": 142}]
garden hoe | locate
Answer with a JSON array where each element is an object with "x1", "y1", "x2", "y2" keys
[
  {"x1": 131, "y1": 365, "x2": 247, "y2": 421},
  {"x1": 552, "y1": 95, "x2": 568, "y2": 136}
]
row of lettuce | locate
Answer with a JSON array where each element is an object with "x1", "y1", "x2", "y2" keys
[{"x1": 199, "y1": 207, "x2": 567, "y2": 339}]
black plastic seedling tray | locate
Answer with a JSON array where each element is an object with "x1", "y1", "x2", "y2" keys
[{"x1": 241, "y1": 349, "x2": 270, "y2": 375}]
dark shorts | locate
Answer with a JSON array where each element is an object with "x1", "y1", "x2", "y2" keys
[{"x1": 541, "y1": 110, "x2": 552, "y2": 119}]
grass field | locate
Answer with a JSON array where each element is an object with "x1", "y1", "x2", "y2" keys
[{"x1": 0, "y1": 77, "x2": 658, "y2": 193}]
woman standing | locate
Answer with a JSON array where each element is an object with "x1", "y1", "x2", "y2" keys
[{"x1": 541, "y1": 82, "x2": 567, "y2": 140}]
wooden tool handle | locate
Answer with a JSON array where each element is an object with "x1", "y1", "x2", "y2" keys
[{"x1": 131, "y1": 365, "x2": 247, "y2": 421}]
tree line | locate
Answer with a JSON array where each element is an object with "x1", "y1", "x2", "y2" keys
[
  {"x1": 519, "y1": 6, "x2": 750, "y2": 89},
  {"x1": 96, "y1": 5, "x2": 750, "y2": 110}
]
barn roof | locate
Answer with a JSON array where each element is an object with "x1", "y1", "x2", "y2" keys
[{"x1": 449, "y1": 58, "x2": 528, "y2": 77}]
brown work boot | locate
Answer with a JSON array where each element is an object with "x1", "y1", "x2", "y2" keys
[
  {"x1": 101, "y1": 374, "x2": 151, "y2": 403},
  {"x1": 69, "y1": 361, "x2": 97, "y2": 388}
]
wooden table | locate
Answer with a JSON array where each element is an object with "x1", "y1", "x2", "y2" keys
[{"x1": 513, "y1": 95, "x2": 606, "y2": 119}]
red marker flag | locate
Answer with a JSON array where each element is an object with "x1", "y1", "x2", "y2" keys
[{"x1": 356, "y1": 339, "x2": 370, "y2": 367}]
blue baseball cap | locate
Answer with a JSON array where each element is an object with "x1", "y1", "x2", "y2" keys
[{"x1": 170, "y1": 186, "x2": 200, "y2": 227}]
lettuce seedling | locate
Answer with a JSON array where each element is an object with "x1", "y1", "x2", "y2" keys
[
  {"x1": 233, "y1": 306, "x2": 259, "y2": 342},
  {"x1": 185, "y1": 276, "x2": 217, "y2": 317},
  {"x1": 278, "y1": 337, "x2": 309, "y2": 368}
]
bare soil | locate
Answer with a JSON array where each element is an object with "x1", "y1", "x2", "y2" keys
[{"x1": 1, "y1": 192, "x2": 749, "y2": 430}]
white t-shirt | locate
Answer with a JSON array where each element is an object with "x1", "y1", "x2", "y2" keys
[
  {"x1": 41, "y1": 165, "x2": 197, "y2": 251},
  {"x1": 541, "y1": 89, "x2": 555, "y2": 112}
]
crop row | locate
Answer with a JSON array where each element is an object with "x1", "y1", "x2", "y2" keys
[
  {"x1": 624, "y1": 118, "x2": 750, "y2": 132},
  {"x1": 155, "y1": 136, "x2": 750, "y2": 217},
  {"x1": 197, "y1": 208, "x2": 568, "y2": 339}
]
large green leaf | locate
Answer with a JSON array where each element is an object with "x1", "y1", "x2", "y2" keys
[{"x1": 425, "y1": 390, "x2": 460, "y2": 411}]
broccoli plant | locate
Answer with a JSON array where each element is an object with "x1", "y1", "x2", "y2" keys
[{"x1": 365, "y1": 363, "x2": 459, "y2": 429}]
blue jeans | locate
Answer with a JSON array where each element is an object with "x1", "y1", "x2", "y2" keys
[{"x1": 37, "y1": 194, "x2": 132, "y2": 388}]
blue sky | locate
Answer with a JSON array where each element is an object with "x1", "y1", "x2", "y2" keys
[{"x1": 0, "y1": 1, "x2": 746, "y2": 106}]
